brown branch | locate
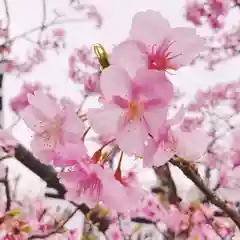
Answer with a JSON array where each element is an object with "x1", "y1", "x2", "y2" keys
[
  {"x1": 153, "y1": 164, "x2": 180, "y2": 205},
  {"x1": 0, "y1": 167, "x2": 11, "y2": 212},
  {"x1": 14, "y1": 144, "x2": 66, "y2": 198},
  {"x1": 1, "y1": 167, "x2": 11, "y2": 212},
  {"x1": 4, "y1": 168, "x2": 11, "y2": 212},
  {"x1": 170, "y1": 158, "x2": 240, "y2": 229},
  {"x1": 13, "y1": 143, "x2": 111, "y2": 232},
  {"x1": 0, "y1": 74, "x2": 111, "y2": 233}
]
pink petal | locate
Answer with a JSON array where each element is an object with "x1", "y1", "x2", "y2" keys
[
  {"x1": 100, "y1": 178, "x2": 129, "y2": 211},
  {"x1": 61, "y1": 105, "x2": 85, "y2": 137},
  {"x1": 134, "y1": 69, "x2": 173, "y2": 104},
  {"x1": 116, "y1": 119, "x2": 148, "y2": 156},
  {"x1": 174, "y1": 127, "x2": 209, "y2": 161},
  {"x1": 53, "y1": 142, "x2": 87, "y2": 167},
  {"x1": 109, "y1": 40, "x2": 148, "y2": 78},
  {"x1": 31, "y1": 134, "x2": 55, "y2": 151},
  {"x1": 59, "y1": 171, "x2": 81, "y2": 186},
  {"x1": 144, "y1": 106, "x2": 168, "y2": 140},
  {"x1": 166, "y1": 27, "x2": 205, "y2": 68},
  {"x1": 142, "y1": 138, "x2": 158, "y2": 167},
  {"x1": 100, "y1": 66, "x2": 132, "y2": 101},
  {"x1": 92, "y1": 165, "x2": 131, "y2": 212},
  {"x1": 87, "y1": 105, "x2": 124, "y2": 137},
  {"x1": 21, "y1": 106, "x2": 47, "y2": 133},
  {"x1": 27, "y1": 91, "x2": 60, "y2": 120},
  {"x1": 152, "y1": 145, "x2": 174, "y2": 166},
  {"x1": 167, "y1": 105, "x2": 185, "y2": 126},
  {"x1": 130, "y1": 10, "x2": 170, "y2": 46},
  {"x1": 30, "y1": 136, "x2": 54, "y2": 163}
]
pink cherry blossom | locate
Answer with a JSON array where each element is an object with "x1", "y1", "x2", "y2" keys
[
  {"x1": 88, "y1": 66, "x2": 173, "y2": 155},
  {"x1": 21, "y1": 91, "x2": 85, "y2": 163},
  {"x1": 110, "y1": 10, "x2": 205, "y2": 76},
  {"x1": 143, "y1": 116, "x2": 209, "y2": 167},
  {"x1": 60, "y1": 160, "x2": 143, "y2": 212}
]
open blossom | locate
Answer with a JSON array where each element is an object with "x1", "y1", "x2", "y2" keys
[
  {"x1": 142, "y1": 109, "x2": 209, "y2": 167},
  {"x1": 88, "y1": 66, "x2": 173, "y2": 155},
  {"x1": 21, "y1": 91, "x2": 85, "y2": 163},
  {"x1": 60, "y1": 160, "x2": 143, "y2": 212},
  {"x1": 110, "y1": 10, "x2": 205, "y2": 77}
]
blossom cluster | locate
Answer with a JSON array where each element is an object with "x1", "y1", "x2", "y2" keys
[
  {"x1": 106, "y1": 196, "x2": 234, "y2": 240},
  {"x1": 0, "y1": 200, "x2": 78, "y2": 240},
  {"x1": 19, "y1": 10, "x2": 209, "y2": 215},
  {"x1": 185, "y1": 0, "x2": 236, "y2": 29},
  {"x1": 0, "y1": 162, "x2": 77, "y2": 240},
  {"x1": 185, "y1": 0, "x2": 240, "y2": 69}
]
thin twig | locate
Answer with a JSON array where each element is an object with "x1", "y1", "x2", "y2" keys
[
  {"x1": 0, "y1": 167, "x2": 11, "y2": 212},
  {"x1": 28, "y1": 207, "x2": 79, "y2": 239},
  {"x1": 8, "y1": 18, "x2": 88, "y2": 43},
  {"x1": 3, "y1": 0, "x2": 10, "y2": 29}
]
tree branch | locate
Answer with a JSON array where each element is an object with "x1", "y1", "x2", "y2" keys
[
  {"x1": 13, "y1": 143, "x2": 112, "y2": 232},
  {"x1": 14, "y1": 144, "x2": 66, "y2": 198},
  {"x1": 0, "y1": 167, "x2": 11, "y2": 212},
  {"x1": 170, "y1": 158, "x2": 240, "y2": 229},
  {"x1": 28, "y1": 206, "x2": 79, "y2": 239},
  {"x1": 153, "y1": 164, "x2": 179, "y2": 205}
]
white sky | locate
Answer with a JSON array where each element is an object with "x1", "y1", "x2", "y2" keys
[{"x1": 1, "y1": 0, "x2": 240, "y2": 237}]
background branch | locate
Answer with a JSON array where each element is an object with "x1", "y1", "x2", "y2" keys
[
  {"x1": 0, "y1": 167, "x2": 11, "y2": 212},
  {"x1": 170, "y1": 158, "x2": 240, "y2": 229}
]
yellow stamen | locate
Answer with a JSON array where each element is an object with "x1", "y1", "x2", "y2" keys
[{"x1": 127, "y1": 101, "x2": 144, "y2": 120}]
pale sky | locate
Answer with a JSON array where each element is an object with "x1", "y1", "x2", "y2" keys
[{"x1": 1, "y1": 0, "x2": 240, "y2": 237}]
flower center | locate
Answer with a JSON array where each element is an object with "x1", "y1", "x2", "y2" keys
[
  {"x1": 148, "y1": 39, "x2": 181, "y2": 71},
  {"x1": 78, "y1": 173, "x2": 102, "y2": 201},
  {"x1": 127, "y1": 101, "x2": 144, "y2": 121}
]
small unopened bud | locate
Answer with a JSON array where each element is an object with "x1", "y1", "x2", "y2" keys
[{"x1": 93, "y1": 44, "x2": 109, "y2": 69}]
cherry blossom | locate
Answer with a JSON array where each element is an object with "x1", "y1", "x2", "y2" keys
[
  {"x1": 60, "y1": 159, "x2": 143, "y2": 213},
  {"x1": 143, "y1": 113, "x2": 209, "y2": 167},
  {"x1": 21, "y1": 91, "x2": 85, "y2": 162},
  {"x1": 88, "y1": 66, "x2": 173, "y2": 155},
  {"x1": 1, "y1": 3, "x2": 240, "y2": 239},
  {"x1": 110, "y1": 10, "x2": 205, "y2": 77}
]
